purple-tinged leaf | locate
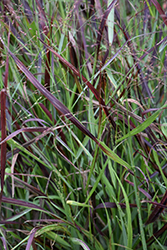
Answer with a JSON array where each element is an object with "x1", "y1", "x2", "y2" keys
[
  {"x1": 0, "y1": 32, "x2": 9, "y2": 203},
  {"x1": 0, "y1": 89, "x2": 7, "y2": 205},
  {"x1": 145, "y1": 190, "x2": 167, "y2": 225},
  {"x1": 125, "y1": 175, "x2": 152, "y2": 200},
  {"x1": 151, "y1": 0, "x2": 167, "y2": 26},
  {"x1": 142, "y1": 200, "x2": 167, "y2": 209},
  {"x1": 95, "y1": 202, "x2": 132, "y2": 210},
  {"x1": 9, "y1": 175, "x2": 48, "y2": 197},
  {"x1": 2, "y1": 40, "x2": 96, "y2": 142},
  {"x1": 136, "y1": 166, "x2": 149, "y2": 189},
  {"x1": 1, "y1": 196, "x2": 57, "y2": 217},
  {"x1": 0, "y1": 221, "x2": 20, "y2": 224},
  {"x1": 0, "y1": 38, "x2": 132, "y2": 172},
  {"x1": 25, "y1": 219, "x2": 66, "y2": 223},
  {"x1": 35, "y1": 0, "x2": 49, "y2": 37},
  {"x1": 144, "y1": 1, "x2": 150, "y2": 31},
  {"x1": 94, "y1": 202, "x2": 146, "y2": 210},
  {"x1": 22, "y1": 118, "x2": 50, "y2": 126},
  {"x1": 4, "y1": 135, "x2": 47, "y2": 162},
  {"x1": 136, "y1": 149, "x2": 167, "y2": 177},
  {"x1": 95, "y1": 40, "x2": 128, "y2": 77},
  {"x1": 0, "y1": 237, "x2": 7, "y2": 250},
  {"x1": 142, "y1": 108, "x2": 166, "y2": 119},
  {"x1": 38, "y1": 38, "x2": 116, "y2": 130},
  {"x1": 26, "y1": 227, "x2": 39, "y2": 250},
  {"x1": 55, "y1": 144, "x2": 79, "y2": 171},
  {"x1": 2, "y1": 41, "x2": 97, "y2": 140},
  {"x1": 23, "y1": 1, "x2": 33, "y2": 23},
  {"x1": 0, "y1": 127, "x2": 50, "y2": 145}
]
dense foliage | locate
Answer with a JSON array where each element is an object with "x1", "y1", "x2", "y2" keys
[{"x1": 0, "y1": 0, "x2": 167, "y2": 249}]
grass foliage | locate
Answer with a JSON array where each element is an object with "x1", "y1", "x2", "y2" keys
[{"x1": 0, "y1": 0, "x2": 167, "y2": 249}]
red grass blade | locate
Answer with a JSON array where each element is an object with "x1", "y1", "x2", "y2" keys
[
  {"x1": 38, "y1": 38, "x2": 116, "y2": 130},
  {"x1": 0, "y1": 127, "x2": 50, "y2": 145},
  {"x1": 1, "y1": 196, "x2": 49, "y2": 212},
  {"x1": 145, "y1": 190, "x2": 167, "y2": 225},
  {"x1": 147, "y1": 222, "x2": 167, "y2": 246},
  {"x1": 0, "y1": 89, "x2": 7, "y2": 207},
  {"x1": 0, "y1": 32, "x2": 9, "y2": 208},
  {"x1": 0, "y1": 38, "x2": 131, "y2": 174},
  {"x1": 96, "y1": 0, "x2": 117, "y2": 58},
  {"x1": 151, "y1": 0, "x2": 167, "y2": 26},
  {"x1": 0, "y1": 39, "x2": 97, "y2": 140}
]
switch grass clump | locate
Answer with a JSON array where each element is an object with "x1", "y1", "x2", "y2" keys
[{"x1": 0, "y1": 0, "x2": 167, "y2": 249}]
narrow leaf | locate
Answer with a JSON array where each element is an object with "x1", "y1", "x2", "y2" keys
[{"x1": 116, "y1": 106, "x2": 167, "y2": 143}]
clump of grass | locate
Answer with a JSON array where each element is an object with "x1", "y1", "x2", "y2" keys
[{"x1": 0, "y1": 0, "x2": 167, "y2": 249}]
